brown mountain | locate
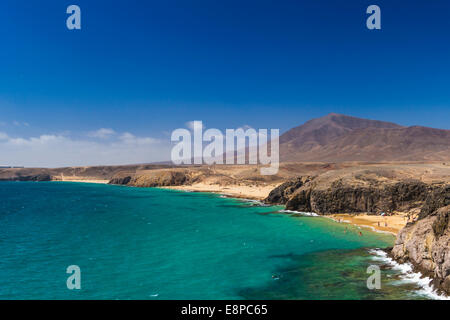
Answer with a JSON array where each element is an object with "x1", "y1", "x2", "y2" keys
[{"x1": 280, "y1": 113, "x2": 450, "y2": 162}]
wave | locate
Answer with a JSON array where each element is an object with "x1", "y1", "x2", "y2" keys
[
  {"x1": 233, "y1": 197, "x2": 273, "y2": 207},
  {"x1": 278, "y1": 209, "x2": 319, "y2": 217},
  {"x1": 368, "y1": 249, "x2": 449, "y2": 300}
]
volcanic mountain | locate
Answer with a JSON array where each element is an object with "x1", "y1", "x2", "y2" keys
[{"x1": 280, "y1": 113, "x2": 450, "y2": 162}]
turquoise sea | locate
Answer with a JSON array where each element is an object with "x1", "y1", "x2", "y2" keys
[{"x1": 0, "y1": 182, "x2": 437, "y2": 299}]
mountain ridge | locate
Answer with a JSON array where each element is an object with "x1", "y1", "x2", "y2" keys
[{"x1": 280, "y1": 113, "x2": 450, "y2": 162}]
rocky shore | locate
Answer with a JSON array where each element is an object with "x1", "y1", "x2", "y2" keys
[{"x1": 391, "y1": 186, "x2": 450, "y2": 295}]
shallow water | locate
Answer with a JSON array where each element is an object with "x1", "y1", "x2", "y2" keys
[{"x1": 0, "y1": 182, "x2": 437, "y2": 299}]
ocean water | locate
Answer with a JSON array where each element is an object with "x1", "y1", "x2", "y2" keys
[{"x1": 0, "y1": 181, "x2": 439, "y2": 299}]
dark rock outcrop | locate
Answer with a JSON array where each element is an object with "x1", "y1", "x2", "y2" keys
[
  {"x1": 433, "y1": 206, "x2": 450, "y2": 238},
  {"x1": 109, "y1": 176, "x2": 132, "y2": 185},
  {"x1": 419, "y1": 185, "x2": 450, "y2": 219},
  {"x1": 109, "y1": 170, "x2": 191, "y2": 187},
  {"x1": 264, "y1": 176, "x2": 314, "y2": 205},
  {"x1": 284, "y1": 180, "x2": 429, "y2": 215},
  {"x1": 284, "y1": 188, "x2": 312, "y2": 212},
  {"x1": 130, "y1": 171, "x2": 190, "y2": 187}
]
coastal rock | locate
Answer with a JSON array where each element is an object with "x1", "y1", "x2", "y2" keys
[
  {"x1": 419, "y1": 185, "x2": 450, "y2": 219},
  {"x1": 392, "y1": 205, "x2": 450, "y2": 295},
  {"x1": 284, "y1": 188, "x2": 312, "y2": 212},
  {"x1": 264, "y1": 176, "x2": 313, "y2": 205},
  {"x1": 285, "y1": 180, "x2": 429, "y2": 215},
  {"x1": 27, "y1": 174, "x2": 52, "y2": 182},
  {"x1": 109, "y1": 170, "x2": 192, "y2": 187},
  {"x1": 130, "y1": 171, "x2": 190, "y2": 187},
  {"x1": 109, "y1": 176, "x2": 132, "y2": 185}
]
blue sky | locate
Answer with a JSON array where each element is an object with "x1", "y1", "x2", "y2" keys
[{"x1": 0, "y1": 1, "x2": 449, "y2": 166}]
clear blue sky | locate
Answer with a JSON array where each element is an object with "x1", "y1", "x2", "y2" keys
[{"x1": 0, "y1": 0, "x2": 449, "y2": 166}]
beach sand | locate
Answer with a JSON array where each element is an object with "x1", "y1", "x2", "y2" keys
[
  {"x1": 56, "y1": 177, "x2": 110, "y2": 184},
  {"x1": 329, "y1": 213, "x2": 408, "y2": 235},
  {"x1": 162, "y1": 182, "x2": 279, "y2": 200}
]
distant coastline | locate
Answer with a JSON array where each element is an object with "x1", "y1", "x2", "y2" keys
[{"x1": 53, "y1": 178, "x2": 110, "y2": 184}]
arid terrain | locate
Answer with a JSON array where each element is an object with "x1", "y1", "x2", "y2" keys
[{"x1": 279, "y1": 113, "x2": 450, "y2": 162}]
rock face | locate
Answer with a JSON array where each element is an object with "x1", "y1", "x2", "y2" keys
[
  {"x1": 265, "y1": 177, "x2": 431, "y2": 215},
  {"x1": 129, "y1": 171, "x2": 190, "y2": 187},
  {"x1": 108, "y1": 176, "x2": 132, "y2": 185},
  {"x1": 391, "y1": 184, "x2": 450, "y2": 294},
  {"x1": 264, "y1": 176, "x2": 314, "y2": 204},
  {"x1": 419, "y1": 185, "x2": 450, "y2": 219},
  {"x1": 298, "y1": 181, "x2": 429, "y2": 214},
  {"x1": 392, "y1": 204, "x2": 450, "y2": 295},
  {"x1": 109, "y1": 170, "x2": 192, "y2": 187}
]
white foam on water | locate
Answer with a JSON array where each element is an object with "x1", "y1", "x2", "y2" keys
[
  {"x1": 368, "y1": 249, "x2": 450, "y2": 300},
  {"x1": 236, "y1": 198, "x2": 272, "y2": 207},
  {"x1": 219, "y1": 193, "x2": 232, "y2": 198},
  {"x1": 278, "y1": 209, "x2": 319, "y2": 217},
  {"x1": 358, "y1": 224, "x2": 396, "y2": 235}
]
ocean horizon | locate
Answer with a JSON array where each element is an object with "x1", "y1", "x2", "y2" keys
[{"x1": 0, "y1": 181, "x2": 440, "y2": 300}]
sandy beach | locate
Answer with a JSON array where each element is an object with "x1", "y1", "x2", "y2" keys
[
  {"x1": 329, "y1": 213, "x2": 408, "y2": 235},
  {"x1": 56, "y1": 177, "x2": 110, "y2": 184},
  {"x1": 162, "y1": 182, "x2": 279, "y2": 200}
]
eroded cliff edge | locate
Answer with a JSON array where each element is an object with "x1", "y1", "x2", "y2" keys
[
  {"x1": 392, "y1": 186, "x2": 450, "y2": 295},
  {"x1": 264, "y1": 170, "x2": 436, "y2": 214}
]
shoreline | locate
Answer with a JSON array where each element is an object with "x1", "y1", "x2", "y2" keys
[
  {"x1": 161, "y1": 183, "x2": 406, "y2": 235},
  {"x1": 161, "y1": 183, "x2": 278, "y2": 201},
  {"x1": 52, "y1": 179, "x2": 110, "y2": 184},
  {"x1": 328, "y1": 213, "x2": 407, "y2": 235}
]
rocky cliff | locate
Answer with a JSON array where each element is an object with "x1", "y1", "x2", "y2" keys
[
  {"x1": 391, "y1": 186, "x2": 450, "y2": 295},
  {"x1": 265, "y1": 174, "x2": 433, "y2": 215},
  {"x1": 109, "y1": 169, "x2": 195, "y2": 187},
  {"x1": 264, "y1": 176, "x2": 314, "y2": 204}
]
